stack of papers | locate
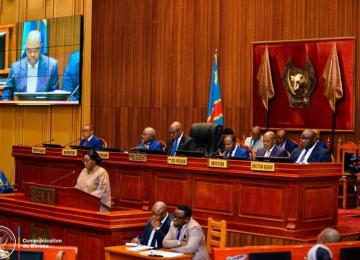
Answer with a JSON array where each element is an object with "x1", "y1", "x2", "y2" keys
[{"x1": 126, "y1": 245, "x2": 153, "y2": 251}]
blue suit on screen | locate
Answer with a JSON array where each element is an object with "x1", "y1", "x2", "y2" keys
[
  {"x1": 224, "y1": 145, "x2": 249, "y2": 158},
  {"x1": 62, "y1": 50, "x2": 80, "y2": 101},
  {"x1": 139, "y1": 214, "x2": 172, "y2": 249},
  {"x1": 80, "y1": 135, "x2": 103, "y2": 150},
  {"x1": 2, "y1": 55, "x2": 59, "y2": 100},
  {"x1": 0, "y1": 171, "x2": 13, "y2": 194},
  {"x1": 138, "y1": 140, "x2": 163, "y2": 151}
]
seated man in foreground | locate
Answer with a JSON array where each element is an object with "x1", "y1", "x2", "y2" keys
[
  {"x1": 290, "y1": 129, "x2": 331, "y2": 163},
  {"x1": 163, "y1": 204, "x2": 208, "y2": 260},
  {"x1": 131, "y1": 201, "x2": 171, "y2": 249},
  {"x1": 256, "y1": 131, "x2": 288, "y2": 158},
  {"x1": 307, "y1": 227, "x2": 341, "y2": 260}
]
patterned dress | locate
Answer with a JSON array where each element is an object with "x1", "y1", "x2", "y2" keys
[{"x1": 75, "y1": 166, "x2": 111, "y2": 212}]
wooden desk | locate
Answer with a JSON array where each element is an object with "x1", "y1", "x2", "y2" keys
[
  {"x1": 105, "y1": 245, "x2": 192, "y2": 260},
  {"x1": 0, "y1": 193, "x2": 150, "y2": 260},
  {"x1": 12, "y1": 145, "x2": 341, "y2": 238}
]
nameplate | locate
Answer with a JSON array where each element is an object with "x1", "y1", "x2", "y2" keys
[
  {"x1": 32, "y1": 147, "x2": 46, "y2": 154},
  {"x1": 97, "y1": 151, "x2": 110, "y2": 160},
  {"x1": 62, "y1": 149, "x2": 77, "y2": 157},
  {"x1": 251, "y1": 161, "x2": 275, "y2": 172},
  {"x1": 129, "y1": 153, "x2": 148, "y2": 162},
  {"x1": 208, "y1": 159, "x2": 228, "y2": 168},
  {"x1": 167, "y1": 156, "x2": 188, "y2": 165},
  {"x1": 29, "y1": 185, "x2": 56, "y2": 205}
]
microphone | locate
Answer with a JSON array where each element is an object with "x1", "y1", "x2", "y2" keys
[
  {"x1": 50, "y1": 170, "x2": 77, "y2": 185},
  {"x1": 63, "y1": 137, "x2": 81, "y2": 147},
  {"x1": 128, "y1": 146, "x2": 144, "y2": 151},
  {"x1": 33, "y1": 138, "x2": 55, "y2": 147},
  {"x1": 208, "y1": 150, "x2": 220, "y2": 158}
]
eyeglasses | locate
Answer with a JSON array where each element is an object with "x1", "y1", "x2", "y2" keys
[
  {"x1": 169, "y1": 129, "x2": 180, "y2": 134},
  {"x1": 224, "y1": 142, "x2": 233, "y2": 146},
  {"x1": 82, "y1": 129, "x2": 92, "y2": 132},
  {"x1": 173, "y1": 215, "x2": 186, "y2": 221}
]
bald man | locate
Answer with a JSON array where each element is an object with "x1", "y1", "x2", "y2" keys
[
  {"x1": 132, "y1": 201, "x2": 172, "y2": 249},
  {"x1": 2, "y1": 30, "x2": 59, "y2": 100},
  {"x1": 276, "y1": 129, "x2": 298, "y2": 154},
  {"x1": 256, "y1": 131, "x2": 288, "y2": 157},
  {"x1": 290, "y1": 129, "x2": 331, "y2": 163},
  {"x1": 136, "y1": 127, "x2": 163, "y2": 151},
  {"x1": 307, "y1": 228, "x2": 341, "y2": 260},
  {"x1": 166, "y1": 121, "x2": 196, "y2": 156},
  {"x1": 244, "y1": 126, "x2": 264, "y2": 153}
]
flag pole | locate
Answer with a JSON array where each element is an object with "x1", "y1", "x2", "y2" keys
[{"x1": 330, "y1": 111, "x2": 335, "y2": 153}]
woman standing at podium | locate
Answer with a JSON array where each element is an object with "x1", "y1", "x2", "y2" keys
[{"x1": 75, "y1": 149, "x2": 111, "y2": 212}]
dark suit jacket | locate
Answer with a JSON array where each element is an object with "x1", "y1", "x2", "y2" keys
[
  {"x1": 166, "y1": 134, "x2": 196, "y2": 155},
  {"x1": 284, "y1": 139, "x2": 298, "y2": 153},
  {"x1": 290, "y1": 144, "x2": 331, "y2": 163},
  {"x1": 256, "y1": 145, "x2": 288, "y2": 157},
  {"x1": 139, "y1": 214, "x2": 172, "y2": 249},
  {"x1": 80, "y1": 135, "x2": 103, "y2": 150}
]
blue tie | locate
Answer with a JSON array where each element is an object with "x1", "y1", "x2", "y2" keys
[
  {"x1": 176, "y1": 227, "x2": 181, "y2": 240},
  {"x1": 170, "y1": 139, "x2": 178, "y2": 156}
]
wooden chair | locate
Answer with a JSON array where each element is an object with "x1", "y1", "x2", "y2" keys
[
  {"x1": 100, "y1": 138, "x2": 108, "y2": 148},
  {"x1": 336, "y1": 141, "x2": 359, "y2": 209},
  {"x1": 207, "y1": 218, "x2": 227, "y2": 256}
]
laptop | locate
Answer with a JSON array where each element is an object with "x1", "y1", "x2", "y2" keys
[{"x1": 175, "y1": 150, "x2": 205, "y2": 158}]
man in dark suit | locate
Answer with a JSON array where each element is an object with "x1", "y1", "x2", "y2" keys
[
  {"x1": 132, "y1": 201, "x2": 172, "y2": 249},
  {"x1": 223, "y1": 135, "x2": 249, "y2": 158},
  {"x1": 313, "y1": 129, "x2": 328, "y2": 149},
  {"x1": 79, "y1": 124, "x2": 103, "y2": 149},
  {"x1": 257, "y1": 131, "x2": 288, "y2": 157},
  {"x1": 290, "y1": 129, "x2": 332, "y2": 163},
  {"x1": 276, "y1": 129, "x2": 298, "y2": 154},
  {"x1": 166, "y1": 121, "x2": 196, "y2": 156}
]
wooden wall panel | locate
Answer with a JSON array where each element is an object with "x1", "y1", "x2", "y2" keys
[
  {"x1": 91, "y1": 0, "x2": 360, "y2": 152},
  {"x1": 0, "y1": 0, "x2": 91, "y2": 181}
]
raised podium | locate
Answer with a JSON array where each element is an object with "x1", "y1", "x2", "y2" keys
[{"x1": 21, "y1": 181, "x2": 101, "y2": 211}]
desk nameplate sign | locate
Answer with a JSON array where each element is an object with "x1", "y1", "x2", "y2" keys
[
  {"x1": 167, "y1": 156, "x2": 188, "y2": 165},
  {"x1": 62, "y1": 149, "x2": 77, "y2": 157},
  {"x1": 98, "y1": 151, "x2": 110, "y2": 160},
  {"x1": 29, "y1": 185, "x2": 56, "y2": 205},
  {"x1": 32, "y1": 147, "x2": 46, "y2": 154},
  {"x1": 208, "y1": 158, "x2": 228, "y2": 168},
  {"x1": 251, "y1": 161, "x2": 275, "y2": 172},
  {"x1": 129, "y1": 153, "x2": 147, "y2": 162}
]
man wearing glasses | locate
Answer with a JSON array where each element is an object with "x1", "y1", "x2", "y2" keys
[
  {"x1": 166, "y1": 121, "x2": 196, "y2": 156},
  {"x1": 2, "y1": 30, "x2": 59, "y2": 100},
  {"x1": 131, "y1": 201, "x2": 172, "y2": 249},
  {"x1": 135, "y1": 127, "x2": 164, "y2": 151},
  {"x1": 163, "y1": 204, "x2": 208, "y2": 260},
  {"x1": 80, "y1": 124, "x2": 104, "y2": 149}
]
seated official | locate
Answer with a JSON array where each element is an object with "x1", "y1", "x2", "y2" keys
[
  {"x1": 2, "y1": 30, "x2": 59, "y2": 100},
  {"x1": 136, "y1": 127, "x2": 163, "y2": 151},
  {"x1": 307, "y1": 228, "x2": 341, "y2": 260},
  {"x1": 290, "y1": 129, "x2": 332, "y2": 163},
  {"x1": 166, "y1": 121, "x2": 196, "y2": 156},
  {"x1": 75, "y1": 150, "x2": 111, "y2": 212},
  {"x1": 257, "y1": 131, "x2": 288, "y2": 157},
  {"x1": 243, "y1": 126, "x2": 263, "y2": 153},
  {"x1": 222, "y1": 135, "x2": 249, "y2": 158},
  {"x1": 217, "y1": 128, "x2": 234, "y2": 153},
  {"x1": 132, "y1": 201, "x2": 172, "y2": 249},
  {"x1": 163, "y1": 205, "x2": 208, "y2": 260},
  {"x1": 0, "y1": 171, "x2": 13, "y2": 194},
  {"x1": 276, "y1": 128, "x2": 298, "y2": 154},
  {"x1": 79, "y1": 124, "x2": 103, "y2": 149}
]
